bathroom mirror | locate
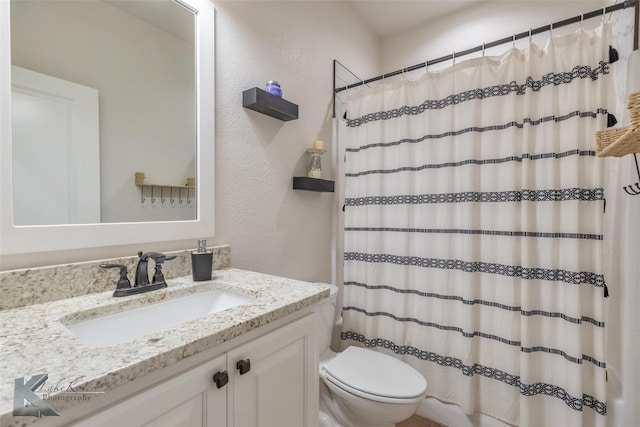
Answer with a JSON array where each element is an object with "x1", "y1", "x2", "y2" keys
[{"x1": 0, "y1": 0, "x2": 215, "y2": 255}]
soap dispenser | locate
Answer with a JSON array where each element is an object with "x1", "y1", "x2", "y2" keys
[{"x1": 191, "y1": 239, "x2": 213, "y2": 281}]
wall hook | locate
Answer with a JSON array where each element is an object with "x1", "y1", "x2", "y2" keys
[
  {"x1": 151, "y1": 186, "x2": 156, "y2": 203},
  {"x1": 161, "y1": 186, "x2": 166, "y2": 203},
  {"x1": 187, "y1": 187, "x2": 192, "y2": 204},
  {"x1": 170, "y1": 187, "x2": 175, "y2": 204},
  {"x1": 623, "y1": 154, "x2": 640, "y2": 195},
  {"x1": 179, "y1": 187, "x2": 184, "y2": 204},
  {"x1": 140, "y1": 185, "x2": 146, "y2": 203}
]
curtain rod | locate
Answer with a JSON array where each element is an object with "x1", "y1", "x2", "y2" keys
[{"x1": 334, "y1": 0, "x2": 638, "y2": 94}]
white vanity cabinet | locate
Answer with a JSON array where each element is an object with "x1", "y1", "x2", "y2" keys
[
  {"x1": 71, "y1": 314, "x2": 318, "y2": 427},
  {"x1": 72, "y1": 354, "x2": 228, "y2": 427},
  {"x1": 228, "y1": 314, "x2": 317, "y2": 427}
]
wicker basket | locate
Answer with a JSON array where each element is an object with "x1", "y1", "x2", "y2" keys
[
  {"x1": 596, "y1": 91, "x2": 640, "y2": 157},
  {"x1": 629, "y1": 92, "x2": 640, "y2": 127},
  {"x1": 596, "y1": 127, "x2": 630, "y2": 155}
]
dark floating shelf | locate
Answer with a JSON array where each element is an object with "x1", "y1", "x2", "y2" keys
[
  {"x1": 242, "y1": 87, "x2": 299, "y2": 121},
  {"x1": 293, "y1": 177, "x2": 335, "y2": 193}
]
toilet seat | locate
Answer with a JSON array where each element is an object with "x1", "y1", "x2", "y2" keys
[{"x1": 321, "y1": 346, "x2": 427, "y2": 404}]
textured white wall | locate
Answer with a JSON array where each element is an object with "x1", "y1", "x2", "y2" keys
[
  {"x1": 211, "y1": 0, "x2": 379, "y2": 282},
  {"x1": 380, "y1": 1, "x2": 608, "y2": 77}
]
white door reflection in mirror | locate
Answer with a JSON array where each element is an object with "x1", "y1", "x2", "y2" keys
[{"x1": 11, "y1": 66, "x2": 100, "y2": 226}]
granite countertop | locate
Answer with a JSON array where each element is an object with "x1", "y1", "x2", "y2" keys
[{"x1": 0, "y1": 268, "x2": 329, "y2": 427}]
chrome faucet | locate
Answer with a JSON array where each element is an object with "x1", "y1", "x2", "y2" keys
[{"x1": 100, "y1": 251, "x2": 176, "y2": 297}]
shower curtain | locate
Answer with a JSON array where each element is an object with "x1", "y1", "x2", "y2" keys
[{"x1": 342, "y1": 26, "x2": 613, "y2": 427}]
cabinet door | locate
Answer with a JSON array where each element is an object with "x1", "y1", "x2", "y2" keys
[
  {"x1": 228, "y1": 314, "x2": 318, "y2": 427},
  {"x1": 71, "y1": 354, "x2": 227, "y2": 427}
]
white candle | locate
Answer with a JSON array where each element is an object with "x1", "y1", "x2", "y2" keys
[{"x1": 312, "y1": 140, "x2": 324, "y2": 150}]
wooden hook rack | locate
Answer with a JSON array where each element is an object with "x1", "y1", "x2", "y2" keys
[{"x1": 134, "y1": 172, "x2": 196, "y2": 205}]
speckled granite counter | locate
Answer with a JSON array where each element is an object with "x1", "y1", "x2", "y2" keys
[
  {"x1": 0, "y1": 245, "x2": 232, "y2": 310},
  {"x1": 0, "y1": 268, "x2": 329, "y2": 427}
]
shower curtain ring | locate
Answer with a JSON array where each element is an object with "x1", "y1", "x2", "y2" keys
[
  {"x1": 452, "y1": 51, "x2": 456, "y2": 65},
  {"x1": 482, "y1": 42, "x2": 485, "y2": 57},
  {"x1": 529, "y1": 28, "x2": 532, "y2": 45},
  {"x1": 550, "y1": 22, "x2": 553, "y2": 37},
  {"x1": 602, "y1": 4, "x2": 606, "y2": 24},
  {"x1": 580, "y1": 14, "x2": 584, "y2": 31},
  {"x1": 512, "y1": 33, "x2": 516, "y2": 49}
]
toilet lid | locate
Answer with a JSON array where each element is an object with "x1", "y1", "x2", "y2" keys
[{"x1": 322, "y1": 346, "x2": 427, "y2": 399}]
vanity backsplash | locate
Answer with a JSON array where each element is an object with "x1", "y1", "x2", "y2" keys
[{"x1": 0, "y1": 245, "x2": 230, "y2": 311}]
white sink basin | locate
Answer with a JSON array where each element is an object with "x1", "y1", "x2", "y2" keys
[{"x1": 64, "y1": 290, "x2": 253, "y2": 348}]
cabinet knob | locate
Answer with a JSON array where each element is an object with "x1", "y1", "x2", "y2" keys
[
  {"x1": 213, "y1": 371, "x2": 228, "y2": 389},
  {"x1": 236, "y1": 359, "x2": 251, "y2": 375}
]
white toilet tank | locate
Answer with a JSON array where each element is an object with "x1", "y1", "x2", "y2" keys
[{"x1": 316, "y1": 284, "x2": 339, "y2": 354}]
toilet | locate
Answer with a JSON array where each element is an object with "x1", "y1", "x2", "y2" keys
[{"x1": 316, "y1": 285, "x2": 428, "y2": 427}]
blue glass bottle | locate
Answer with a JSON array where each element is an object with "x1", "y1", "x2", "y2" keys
[{"x1": 265, "y1": 81, "x2": 282, "y2": 97}]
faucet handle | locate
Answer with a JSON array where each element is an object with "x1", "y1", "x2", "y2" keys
[
  {"x1": 138, "y1": 252, "x2": 176, "y2": 263},
  {"x1": 157, "y1": 255, "x2": 177, "y2": 264},
  {"x1": 149, "y1": 253, "x2": 177, "y2": 263},
  {"x1": 149, "y1": 254, "x2": 176, "y2": 284},
  {"x1": 99, "y1": 264, "x2": 131, "y2": 291}
]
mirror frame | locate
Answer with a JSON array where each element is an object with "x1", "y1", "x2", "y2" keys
[{"x1": 0, "y1": 0, "x2": 215, "y2": 256}]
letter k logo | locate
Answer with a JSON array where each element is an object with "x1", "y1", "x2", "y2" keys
[{"x1": 13, "y1": 374, "x2": 60, "y2": 417}]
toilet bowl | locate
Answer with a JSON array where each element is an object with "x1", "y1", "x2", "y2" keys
[{"x1": 316, "y1": 285, "x2": 428, "y2": 427}]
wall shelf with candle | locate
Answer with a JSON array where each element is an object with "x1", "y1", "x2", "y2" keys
[
  {"x1": 293, "y1": 140, "x2": 334, "y2": 192},
  {"x1": 292, "y1": 177, "x2": 335, "y2": 192},
  {"x1": 134, "y1": 172, "x2": 196, "y2": 204},
  {"x1": 242, "y1": 87, "x2": 298, "y2": 121}
]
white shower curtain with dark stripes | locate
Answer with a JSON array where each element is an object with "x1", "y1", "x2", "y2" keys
[{"x1": 342, "y1": 26, "x2": 612, "y2": 427}]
